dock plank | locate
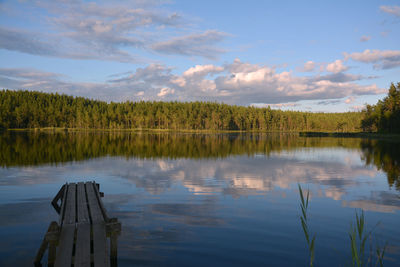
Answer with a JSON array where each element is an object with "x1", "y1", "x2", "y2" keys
[
  {"x1": 63, "y1": 183, "x2": 76, "y2": 225},
  {"x1": 77, "y1": 182, "x2": 90, "y2": 223},
  {"x1": 86, "y1": 182, "x2": 104, "y2": 223},
  {"x1": 54, "y1": 224, "x2": 75, "y2": 267},
  {"x1": 74, "y1": 223, "x2": 91, "y2": 267},
  {"x1": 94, "y1": 183, "x2": 109, "y2": 222},
  {"x1": 93, "y1": 223, "x2": 109, "y2": 267}
]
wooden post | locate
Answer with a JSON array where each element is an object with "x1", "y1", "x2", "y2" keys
[
  {"x1": 110, "y1": 234, "x2": 118, "y2": 267},
  {"x1": 107, "y1": 218, "x2": 121, "y2": 267},
  {"x1": 34, "y1": 221, "x2": 59, "y2": 267},
  {"x1": 34, "y1": 238, "x2": 48, "y2": 267},
  {"x1": 46, "y1": 221, "x2": 59, "y2": 267}
]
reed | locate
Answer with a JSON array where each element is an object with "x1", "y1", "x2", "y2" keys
[
  {"x1": 349, "y1": 210, "x2": 387, "y2": 267},
  {"x1": 298, "y1": 184, "x2": 316, "y2": 267},
  {"x1": 349, "y1": 210, "x2": 368, "y2": 266},
  {"x1": 298, "y1": 185, "x2": 387, "y2": 266}
]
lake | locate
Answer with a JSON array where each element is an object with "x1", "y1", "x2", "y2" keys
[{"x1": 0, "y1": 131, "x2": 399, "y2": 266}]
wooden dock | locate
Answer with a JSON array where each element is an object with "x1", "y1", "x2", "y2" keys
[{"x1": 34, "y1": 181, "x2": 121, "y2": 267}]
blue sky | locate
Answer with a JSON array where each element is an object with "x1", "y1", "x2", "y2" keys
[{"x1": 0, "y1": 0, "x2": 399, "y2": 112}]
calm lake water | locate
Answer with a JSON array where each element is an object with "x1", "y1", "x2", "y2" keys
[{"x1": 0, "y1": 131, "x2": 400, "y2": 266}]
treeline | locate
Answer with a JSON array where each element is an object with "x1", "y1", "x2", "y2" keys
[
  {"x1": 361, "y1": 82, "x2": 400, "y2": 133},
  {"x1": 0, "y1": 89, "x2": 362, "y2": 132}
]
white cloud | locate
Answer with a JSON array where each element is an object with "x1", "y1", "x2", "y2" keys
[
  {"x1": 380, "y1": 5, "x2": 400, "y2": 17},
  {"x1": 0, "y1": 59, "x2": 385, "y2": 107},
  {"x1": 183, "y1": 64, "x2": 224, "y2": 77},
  {"x1": 345, "y1": 49, "x2": 400, "y2": 62},
  {"x1": 212, "y1": 61, "x2": 382, "y2": 104},
  {"x1": 344, "y1": 49, "x2": 400, "y2": 69},
  {"x1": 326, "y1": 59, "x2": 348, "y2": 73},
  {"x1": 170, "y1": 77, "x2": 186, "y2": 87},
  {"x1": 157, "y1": 87, "x2": 175, "y2": 97},
  {"x1": 302, "y1": 61, "x2": 315, "y2": 72}
]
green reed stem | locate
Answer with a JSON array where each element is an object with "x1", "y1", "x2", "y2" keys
[
  {"x1": 349, "y1": 210, "x2": 387, "y2": 267},
  {"x1": 298, "y1": 184, "x2": 316, "y2": 267},
  {"x1": 298, "y1": 185, "x2": 387, "y2": 267}
]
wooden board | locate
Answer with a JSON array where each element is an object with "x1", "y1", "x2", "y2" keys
[
  {"x1": 74, "y1": 223, "x2": 91, "y2": 267},
  {"x1": 94, "y1": 183, "x2": 109, "y2": 222},
  {"x1": 54, "y1": 224, "x2": 75, "y2": 267},
  {"x1": 63, "y1": 183, "x2": 76, "y2": 225},
  {"x1": 93, "y1": 223, "x2": 109, "y2": 267},
  {"x1": 77, "y1": 182, "x2": 90, "y2": 223},
  {"x1": 86, "y1": 182, "x2": 104, "y2": 223}
]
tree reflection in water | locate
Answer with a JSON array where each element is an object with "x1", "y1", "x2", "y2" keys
[
  {"x1": 361, "y1": 139, "x2": 400, "y2": 190},
  {"x1": 0, "y1": 131, "x2": 399, "y2": 191}
]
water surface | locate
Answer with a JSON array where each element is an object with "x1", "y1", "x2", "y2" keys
[{"x1": 0, "y1": 131, "x2": 399, "y2": 266}]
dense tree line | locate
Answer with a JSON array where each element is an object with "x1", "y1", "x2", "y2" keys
[
  {"x1": 0, "y1": 89, "x2": 362, "y2": 132},
  {"x1": 361, "y1": 82, "x2": 400, "y2": 133}
]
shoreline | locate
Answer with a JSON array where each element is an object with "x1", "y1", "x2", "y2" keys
[
  {"x1": 2, "y1": 127, "x2": 400, "y2": 139},
  {"x1": 299, "y1": 131, "x2": 400, "y2": 140}
]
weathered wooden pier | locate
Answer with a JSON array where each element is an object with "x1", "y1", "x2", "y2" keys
[{"x1": 34, "y1": 181, "x2": 121, "y2": 267}]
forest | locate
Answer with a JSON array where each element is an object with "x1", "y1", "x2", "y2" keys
[
  {"x1": 0, "y1": 83, "x2": 398, "y2": 132},
  {"x1": 0, "y1": 89, "x2": 362, "y2": 132},
  {"x1": 361, "y1": 82, "x2": 400, "y2": 133}
]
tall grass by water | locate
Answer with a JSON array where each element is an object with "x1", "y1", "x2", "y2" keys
[
  {"x1": 298, "y1": 184, "x2": 316, "y2": 267},
  {"x1": 298, "y1": 185, "x2": 387, "y2": 266}
]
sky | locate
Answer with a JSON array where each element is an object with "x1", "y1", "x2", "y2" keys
[{"x1": 0, "y1": 0, "x2": 399, "y2": 112}]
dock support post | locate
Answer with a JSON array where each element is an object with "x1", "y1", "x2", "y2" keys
[
  {"x1": 110, "y1": 234, "x2": 118, "y2": 267},
  {"x1": 47, "y1": 221, "x2": 59, "y2": 267},
  {"x1": 107, "y1": 218, "x2": 121, "y2": 267},
  {"x1": 34, "y1": 221, "x2": 59, "y2": 267}
]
